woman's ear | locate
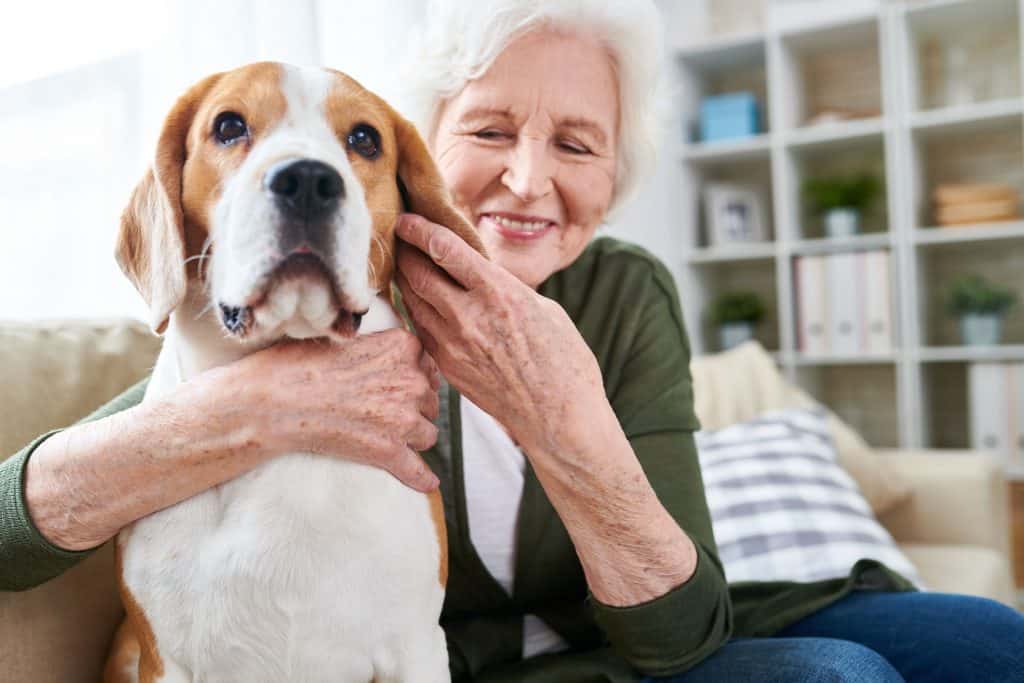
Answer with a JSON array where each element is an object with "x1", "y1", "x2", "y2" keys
[
  {"x1": 390, "y1": 111, "x2": 488, "y2": 258},
  {"x1": 115, "y1": 72, "x2": 223, "y2": 335}
]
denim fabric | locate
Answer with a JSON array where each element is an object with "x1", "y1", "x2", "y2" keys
[{"x1": 645, "y1": 592, "x2": 1024, "y2": 682}]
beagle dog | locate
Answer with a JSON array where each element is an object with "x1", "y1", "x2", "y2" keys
[{"x1": 102, "y1": 62, "x2": 484, "y2": 683}]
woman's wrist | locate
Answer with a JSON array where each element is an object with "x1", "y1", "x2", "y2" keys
[
  {"x1": 24, "y1": 370, "x2": 274, "y2": 552},
  {"x1": 521, "y1": 392, "x2": 699, "y2": 606}
]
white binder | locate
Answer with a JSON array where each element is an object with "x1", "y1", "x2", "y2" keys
[
  {"x1": 795, "y1": 255, "x2": 828, "y2": 354},
  {"x1": 826, "y1": 253, "x2": 862, "y2": 355},
  {"x1": 968, "y1": 362, "x2": 1013, "y2": 460},
  {"x1": 862, "y1": 250, "x2": 893, "y2": 353}
]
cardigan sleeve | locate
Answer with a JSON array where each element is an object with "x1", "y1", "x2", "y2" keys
[
  {"x1": 585, "y1": 255, "x2": 732, "y2": 676},
  {"x1": 0, "y1": 377, "x2": 149, "y2": 591}
]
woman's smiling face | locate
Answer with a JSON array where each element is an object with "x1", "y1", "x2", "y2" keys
[{"x1": 430, "y1": 29, "x2": 620, "y2": 289}]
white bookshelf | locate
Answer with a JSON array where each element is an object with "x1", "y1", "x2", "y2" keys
[{"x1": 667, "y1": 0, "x2": 1024, "y2": 455}]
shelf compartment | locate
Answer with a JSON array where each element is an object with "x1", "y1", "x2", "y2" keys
[
  {"x1": 908, "y1": 113, "x2": 1023, "y2": 229},
  {"x1": 918, "y1": 239, "x2": 1024, "y2": 347},
  {"x1": 920, "y1": 362, "x2": 970, "y2": 449},
  {"x1": 676, "y1": 26, "x2": 770, "y2": 145},
  {"x1": 903, "y1": 0, "x2": 1021, "y2": 112},
  {"x1": 692, "y1": 156, "x2": 775, "y2": 249},
  {"x1": 777, "y1": 15, "x2": 884, "y2": 131},
  {"x1": 697, "y1": 259, "x2": 779, "y2": 354},
  {"x1": 795, "y1": 363, "x2": 901, "y2": 447},
  {"x1": 789, "y1": 137, "x2": 890, "y2": 240}
]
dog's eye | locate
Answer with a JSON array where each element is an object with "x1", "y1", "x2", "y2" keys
[
  {"x1": 214, "y1": 112, "x2": 248, "y2": 145},
  {"x1": 347, "y1": 124, "x2": 380, "y2": 159}
]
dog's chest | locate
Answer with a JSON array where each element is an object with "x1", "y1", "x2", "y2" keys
[
  {"x1": 119, "y1": 299, "x2": 445, "y2": 679},
  {"x1": 123, "y1": 454, "x2": 443, "y2": 679}
]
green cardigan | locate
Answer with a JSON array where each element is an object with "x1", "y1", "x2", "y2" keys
[{"x1": 0, "y1": 237, "x2": 913, "y2": 682}]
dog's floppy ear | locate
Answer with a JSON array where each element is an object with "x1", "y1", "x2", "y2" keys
[
  {"x1": 391, "y1": 112, "x2": 488, "y2": 258},
  {"x1": 116, "y1": 73, "x2": 222, "y2": 335}
]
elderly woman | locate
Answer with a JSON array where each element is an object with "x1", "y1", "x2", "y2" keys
[{"x1": 4, "y1": 1, "x2": 1024, "y2": 682}]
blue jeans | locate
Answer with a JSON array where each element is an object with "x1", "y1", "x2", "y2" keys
[{"x1": 645, "y1": 591, "x2": 1024, "y2": 682}]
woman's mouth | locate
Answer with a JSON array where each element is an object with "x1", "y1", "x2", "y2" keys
[{"x1": 480, "y1": 213, "x2": 556, "y2": 241}]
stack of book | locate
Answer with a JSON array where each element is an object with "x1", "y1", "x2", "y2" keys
[
  {"x1": 933, "y1": 183, "x2": 1020, "y2": 226},
  {"x1": 794, "y1": 250, "x2": 893, "y2": 355},
  {"x1": 969, "y1": 363, "x2": 1024, "y2": 473}
]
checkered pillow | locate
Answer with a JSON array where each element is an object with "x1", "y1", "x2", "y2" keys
[{"x1": 696, "y1": 408, "x2": 923, "y2": 586}]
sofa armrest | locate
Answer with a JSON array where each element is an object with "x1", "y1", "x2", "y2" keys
[{"x1": 875, "y1": 449, "x2": 1010, "y2": 556}]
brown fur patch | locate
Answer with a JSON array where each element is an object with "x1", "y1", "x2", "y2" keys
[
  {"x1": 181, "y1": 62, "x2": 287, "y2": 270},
  {"x1": 323, "y1": 69, "x2": 487, "y2": 294},
  {"x1": 116, "y1": 63, "x2": 289, "y2": 333},
  {"x1": 427, "y1": 489, "x2": 449, "y2": 586}
]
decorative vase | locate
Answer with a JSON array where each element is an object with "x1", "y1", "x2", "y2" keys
[
  {"x1": 824, "y1": 207, "x2": 860, "y2": 239},
  {"x1": 959, "y1": 313, "x2": 1003, "y2": 346},
  {"x1": 719, "y1": 321, "x2": 755, "y2": 350}
]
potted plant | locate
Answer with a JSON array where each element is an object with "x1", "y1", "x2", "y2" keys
[
  {"x1": 946, "y1": 274, "x2": 1017, "y2": 346},
  {"x1": 802, "y1": 173, "x2": 881, "y2": 238},
  {"x1": 711, "y1": 291, "x2": 765, "y2": 350}
]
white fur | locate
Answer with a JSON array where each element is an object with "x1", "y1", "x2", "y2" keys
[
  {"x1": 210, "y1": 65, "x2": 373, "y2": 341},
  {"x1": 117, "y1": 65, "x2": 449, "y2": 683}
]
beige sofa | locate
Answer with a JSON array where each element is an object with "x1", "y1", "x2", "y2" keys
[{"x1": 0, "y1": 321, "x2": 1016, "y2": 682}]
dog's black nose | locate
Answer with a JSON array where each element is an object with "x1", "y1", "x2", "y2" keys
[{"x1": 267, "y1": 160, "x2": 344, "y2": 222}]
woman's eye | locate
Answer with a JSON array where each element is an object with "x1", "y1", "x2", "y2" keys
[
  {"x1": 559, "y1": 139, "x2": 591, "y2": 155},
  {"x1": 214, "y1": 112, "x2": 248, "y2": 145},
  {"x1": 474, "y1": 129, "x2": 509, "y2": 140},
  {"x1": 347, "y1": 124, "x2": 381, "y2": 159}
]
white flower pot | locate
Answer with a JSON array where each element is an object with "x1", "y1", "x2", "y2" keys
[
  {"x1": 719, "y1": 321, "x2": 755, "y2": 350},
  {"x1": 960, "y1": 313, "x2": 1003, "y2": 346},
  {"x1": 824, "y1": 207, "x2": 860, "y2": 238}
]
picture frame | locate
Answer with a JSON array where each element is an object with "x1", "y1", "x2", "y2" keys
[{"x1": 703, "y1": 183, "x2": 768, "y2": 247}]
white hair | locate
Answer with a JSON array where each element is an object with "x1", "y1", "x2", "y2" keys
[{"x1": 399, "y1": 0, "x2": 669, "y2": 217}]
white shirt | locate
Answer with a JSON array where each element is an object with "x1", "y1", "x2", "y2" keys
[{"x1": 460, "y1": 397, "x2": 570, "y2": 658}]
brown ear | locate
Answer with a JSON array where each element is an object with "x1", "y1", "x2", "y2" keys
[
  {"x1": 116, "y1": 73, "x2": 222, "y2": 335},
  {"x1": 391, "y1": 112, "x2": 488, "y2": 259}
]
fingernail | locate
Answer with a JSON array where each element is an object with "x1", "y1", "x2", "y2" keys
[{"x1": 427, "y1": 473, "x2": 440, "y2": 490}]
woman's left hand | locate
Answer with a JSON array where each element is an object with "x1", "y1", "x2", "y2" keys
[
  {"x1": 396, "y1": 213, "x2": 699, "y2": 606},
  {"x1": 394, "y1": 213, "x2": 605, "y2": 456}
]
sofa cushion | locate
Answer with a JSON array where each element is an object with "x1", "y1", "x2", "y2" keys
[
  {"x1": 0, "y1": 541, "x2": 122, "y2": 683},
  {"x1": 0, "y1": 319, "x2": 160, "y2": 458},
  {"x1": 690, "y1": 340, "x2": 911, "y2": 515},
  {"x1": 696, "y1": 408, "x2": 923, "y2": 586},
  {"x1": 900, "y1": 544, "x2": 1017, "y2": 607}
]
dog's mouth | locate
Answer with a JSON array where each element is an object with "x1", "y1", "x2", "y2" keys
[{"x1": 218, "y1": 252, "x2": 366, "y2": 340}]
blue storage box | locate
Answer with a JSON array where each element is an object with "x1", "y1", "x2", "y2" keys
[{"x1": 699, "y1": 92, "x2": 760, "y2": 142}]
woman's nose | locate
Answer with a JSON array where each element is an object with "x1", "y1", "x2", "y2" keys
[{"x1": 501, "y1": 139, "x2": 554, "y2": 202}]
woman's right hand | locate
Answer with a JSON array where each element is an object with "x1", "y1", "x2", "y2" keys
[
  {"x1": 222, "y1": 328, "x2": 442, "y2": 492},
  {"x1": 24, "y1": 328, "x2": 441, "y2": 554}
]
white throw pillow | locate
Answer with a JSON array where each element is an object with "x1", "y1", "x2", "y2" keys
[{"x1": 696, "y1": 408, "x2": 923, "y2": 587}]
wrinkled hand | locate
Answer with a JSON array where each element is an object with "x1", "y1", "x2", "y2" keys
[
  {"x1": 224, "y1": 329, "x2": 442, "y2": 492},
  {"x1": 394, "y1": 213, "x2": 605, "y2": 455}
]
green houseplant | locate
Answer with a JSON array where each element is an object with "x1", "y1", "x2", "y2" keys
[
  {"x1": 946, "y1": 275, "x2": 1017, "y2": 346},
  {"x1": 802, "y1": 173, "x2": 881, "y2": 238},
  {"x1": 711, "y1": 291, "x2": 765, "y2": 350}
]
